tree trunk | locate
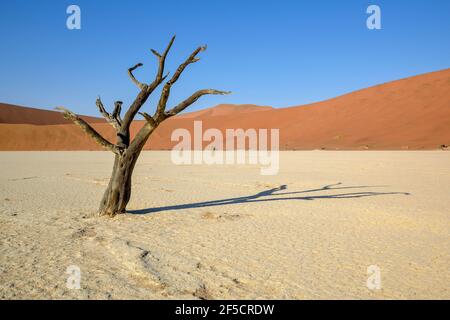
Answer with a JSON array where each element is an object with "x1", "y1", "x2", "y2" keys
[
  {"x1": 98, "y1": 152, "x2": 138, "y2": 216},
  {"x1": 97, "y1": 124, "x2": 153, "y2": 217}
]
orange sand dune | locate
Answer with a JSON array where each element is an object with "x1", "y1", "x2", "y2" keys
[
  {"x1": 0, "y1": 68, "x2": 449, "y2": 150},
  {"x1": 0, "y1": 103, "x2": 104, "y2": 125}
]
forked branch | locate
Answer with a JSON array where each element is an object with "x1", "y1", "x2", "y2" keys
[
  {"x1": 127, "y1": 63, "x2": 146, "y2": 90},
  {"x1": 151, "y1": 35, "x2": 176, "y2": 82},
  {"x1": 130, "y1": 89, "x2": 230, "y2": 152},
  {"x1": 120, "y1": 36, "x2": 176, "y2": 135},
  {"x1": 154, "y1": 45, "x2": 207, "y2": 121},
  {"x1": 58, "y1": 37, "x2": 229, "y2": 158},
  {"x1": 95, "y1": 97, "x2": 122, "y2": 131},
  {"x1": 165, "y1": 89, "x2": 231, "y2": 118},
  {"x1": 112, "y1": 101, "x2": 123, "y2": 123},
  {"x1": 55, "y1": 107, "x2": 121, "y2": 155}
]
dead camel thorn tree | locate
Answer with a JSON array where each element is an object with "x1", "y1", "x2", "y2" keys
[{"x1": 57, "y1": 36, "x2": 230, "y2": 217}]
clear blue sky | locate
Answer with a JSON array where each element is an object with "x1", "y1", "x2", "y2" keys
[{"x1": 0, "y1": 0, "x2": 449, "y2": 116}]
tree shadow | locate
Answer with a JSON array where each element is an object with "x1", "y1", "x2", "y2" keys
[{"x1": 128, "y1": 182, "x2": 410, "y2": 215}]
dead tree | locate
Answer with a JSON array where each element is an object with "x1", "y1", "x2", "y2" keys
[{"x1": 58, "y1": 36, "x2": 229, "y2": 217}]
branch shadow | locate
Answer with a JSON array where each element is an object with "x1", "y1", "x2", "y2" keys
[{"x1": 128, "y1": 182, "x2": 410, "y2": 215}]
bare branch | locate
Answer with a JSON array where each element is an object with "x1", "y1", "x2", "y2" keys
[
  {"x1": 138, "y1": 112, "x2": 156, "y2": 126},
  {"x1": 95, "y1": 97, "x2": 121, "y2": 131},
  {"x1": 95, "y1": 96, "x2": 108, "y2": 115},
  {"x1": 165, "y1": 89, "x2": 231, "y2": 118},
  {"x1": 120, "y1": 36, "x2": 176, "y2": 137},
  {"x1": 150, "y1": 49, "x2": 161, "y2": 58},
  {"x1": 151, "y1": 35, "x2": 176, "y2": 82},
  {"x1": 55, "y1": 107, "x2": 121, "y2": 154},
  {"x1": 169, "y1": 45, "x2": 206, "y2": 85},
  {"x1": 129, "y1": 90, "x2": 228, "y2": 153},
  {"x1": 154, "y1": 44, "x2": 206, "y2": 121},
  {"x1": 128, "y1": 63, "x2": 145, "y2": 90},
  {"x1": 112, "y1": 101, "x2": 123, "y2": 124}
]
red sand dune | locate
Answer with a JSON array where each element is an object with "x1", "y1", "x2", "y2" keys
[
  {"x1": 0, "y1": 103, "x2": 104, "y2": 125},
  {"x1": 1, "y1": 68, "x2": 449, "y2": 150}
]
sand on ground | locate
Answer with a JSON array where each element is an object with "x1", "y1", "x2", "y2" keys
[{"x1": 0, "y1": 151, "x2": 449, "y2": 299}]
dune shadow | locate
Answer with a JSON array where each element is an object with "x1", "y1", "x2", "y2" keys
[{"x1": 128, "y1": 182, "x2": 410, "y2": 215}]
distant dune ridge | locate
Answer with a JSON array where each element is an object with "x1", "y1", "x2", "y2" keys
[
  {"x1": 0, "y1": 103, "x2": 104, "y2": 125},
  {"x1": 1, "y1": 69, "x2": 449, "y2": 150}
]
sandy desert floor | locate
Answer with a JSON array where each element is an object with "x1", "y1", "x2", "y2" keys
[{"x1": 0, "y1": 151, "x2": 449, "y2": 299}]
